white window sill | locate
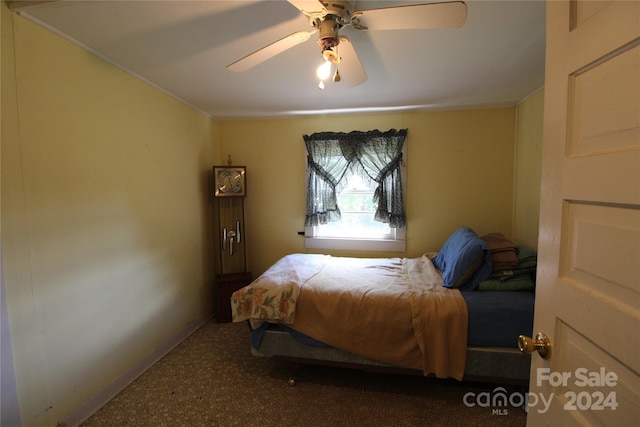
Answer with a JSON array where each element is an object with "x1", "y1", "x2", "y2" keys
[{"x1": 304, "y1": 237, "x2": 406, "y2": 252}]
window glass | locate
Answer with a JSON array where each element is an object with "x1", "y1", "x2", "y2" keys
[{"x1": 316, "y1": 174, "x2": 392, "y2": 238}]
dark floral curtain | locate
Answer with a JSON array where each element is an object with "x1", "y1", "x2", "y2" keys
[{"x1": 304, "y1": 129, "x2": 407, "y2": 228}]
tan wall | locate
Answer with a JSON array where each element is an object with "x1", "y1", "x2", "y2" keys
[
  {"x1": 513, "y1": 89, "x2": 544, "y2": 249},
  {"x1": 218, "y1": 108, "x2": 518, "y2": 277},
  {"x1": 1, "y1": 7, "x2": 218, "y2": 425}
]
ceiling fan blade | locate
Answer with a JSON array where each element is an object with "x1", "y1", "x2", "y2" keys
[
  {"x1": 337, "y1": 36, "x2": 367, "y2": 87},
  {"x1": 227, "y1": 30, "x2": 316, "y2": 72},
  {"x1": 287, "y1": 0, "x2": 327, "y2": 18},
  {"x1": 353, "y1": 1, "x2": 467, "y2": 31}
]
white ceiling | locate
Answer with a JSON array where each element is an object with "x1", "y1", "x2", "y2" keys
[{"x1": 12, "y1": 0, "x2": 546, "y2": 119}]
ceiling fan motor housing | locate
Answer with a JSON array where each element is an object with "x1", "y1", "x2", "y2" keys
[
  {"x1": 318, "y1": 19, "x2": 340, "y2": 49},
  {"x1": 316, "y1": 0, "x2": 354, "y2": 58},
  {"x1": 320, "y1": 0, "x2": 354, "y2": 25}
]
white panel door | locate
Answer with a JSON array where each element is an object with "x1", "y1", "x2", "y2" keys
[{"x1": 527, "y1": 1, "x2": 640, "y2": 425}]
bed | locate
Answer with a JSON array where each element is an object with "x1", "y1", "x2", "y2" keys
[{"x1": 231, "y1": 227, "x2": 535, "y2": 385}]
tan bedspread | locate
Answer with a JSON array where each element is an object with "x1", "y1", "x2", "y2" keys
[{"x1": 231, "y1": 254, "x2": 468, "y2": 380}]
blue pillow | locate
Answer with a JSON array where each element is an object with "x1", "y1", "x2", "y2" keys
[{"x1": 433, "y1": 227, "x2": 492, "y2": 291}]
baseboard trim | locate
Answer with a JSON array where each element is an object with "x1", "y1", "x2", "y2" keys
[{"x1": 61, "y1": 314, "x2": 213, "y2": 427}]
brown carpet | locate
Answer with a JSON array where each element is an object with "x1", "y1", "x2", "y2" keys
[{"x1": 81, "y1": 320, "x2": 527, "y2": 426}]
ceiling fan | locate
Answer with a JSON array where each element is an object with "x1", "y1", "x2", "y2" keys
[{"x1": 227, "y1": 1, "x2": 467, "y2": 88}]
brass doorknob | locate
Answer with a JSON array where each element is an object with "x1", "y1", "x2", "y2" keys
[{"x1": 518, "y1": 332, "x2": 552, "y2": 359}]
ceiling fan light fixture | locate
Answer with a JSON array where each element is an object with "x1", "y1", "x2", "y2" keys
[
  {"x1": 317, "y1": 58, "x2": 332, "y2": 81},
  {"x1": 322, "y1": 47, "x2": 340, "y2": 64}
]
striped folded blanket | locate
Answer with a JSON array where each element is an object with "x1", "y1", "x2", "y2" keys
[{"x1": 480, "y1": 232, "x2": 519, "y2": 271}]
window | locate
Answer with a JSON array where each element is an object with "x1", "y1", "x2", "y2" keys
[
  {"x1": 315, "y1": 174, "x2": 392, "y2": 238},
  {"x1": 303, "y1": 129, "x2": 407, "y2": 252}
]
